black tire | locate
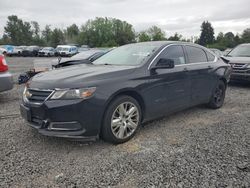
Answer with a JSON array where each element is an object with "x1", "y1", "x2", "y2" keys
[
  {"x1": 101, "y1": 95, "x2": 142, "y2": 144},
  {"x1": 208, "y1": 80, "x2": 226, "y2": 109}
]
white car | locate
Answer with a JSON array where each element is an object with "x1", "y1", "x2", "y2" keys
[
  {"x1": 38, "y1": 47, "x2": 55, "y2": 57},
  {"x1": 57, "y1": 45, "x2": 78, "y2": 57},
  {"x1": 0, "y1": 47, "x2": 7, "y2": 55},
  {"x1": 12, "y1": 46, "x2": 27, "y2": 56}
]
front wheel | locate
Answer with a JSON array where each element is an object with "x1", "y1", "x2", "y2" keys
[
  {"x1": 208, "y1": 80, "x2": 226, "y2": 109},
  {"x1": 101, "y1": 95, "x2": 142, "y2": 144}
]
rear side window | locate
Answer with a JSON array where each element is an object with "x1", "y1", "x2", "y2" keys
[
  {"x1": 159, "y1": 45, "x2": 186, "y2": 65},
  {"x1": 206, "y1": 51, "x2": 216, "y2": 62},
  {"x1": 185, "y1": 46, "x2": 207, "y2": 63}
]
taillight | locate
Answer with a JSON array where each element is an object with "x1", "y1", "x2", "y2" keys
[{"x1": 0, "y1": 55, "x2": 8, "y2": 72}]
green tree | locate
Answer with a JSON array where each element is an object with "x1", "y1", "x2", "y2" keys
[
  {"x1": 31, "y1": 21, "x2": 44, "y2": 46},
  {"x1": 4, "y1": 15, "x2": 33, "y2": 45},
  {"x1": 112, "y1": 18, "x2": 135, "y2": 46},
  {"x1": 148, "y1": 26, "x2": 165, "y2": 41},
  {"x1": 31, "y1": 21, "x2": 40, "y2": 37},
  {"x1": 42, "y1": 25, "x2": 52, "y2": 46},
  {"x1": 50, "y1": 28, "x2": 65, "y2": 47},
  {"x1": 241, "y1": 28, "x2": 250, "y2": 43},
  {"x1": 66, "y1": 24, "x2": 79, "y2": 43},
  {"x1": 224, "y1": 32, "x2": 235, "y2": 48},
  {"x1": 217, "y1": 32, "x2": 224, "y2": 42},
  {"x1": 168, "y1": 33, "x2": 182, "y2": 41},
  {"x1": 198, "y1": 21, "x2": 215, "y2": 46},
  {"x1": 138, "y1": 31, "x2": 151, "y2": 42},
  {"x1": 77, "y1": 17, "x2": 135, "y2": 47}
]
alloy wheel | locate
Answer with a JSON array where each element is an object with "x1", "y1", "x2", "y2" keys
[
  {"x1": 214, "y1": 85, "x2": 224, "y2": 104},
  {"x1": 111, "y1": 102, "x2": 139, "y2": 139}
]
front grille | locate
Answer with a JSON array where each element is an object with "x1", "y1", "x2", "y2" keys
[
  {"x1": 27, "y1": 89, "x2": 53, "y2": 103},
  {"x1": 232, "y1": 70, "x2": 247, "y2": 73},
  {"x1": 230, "y1": 63, "x2": 247, "y2": 69}
]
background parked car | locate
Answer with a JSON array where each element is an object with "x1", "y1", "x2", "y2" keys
[
  {"x1": 0, "y1": 47, "x2": 7, "y2": 55},
  {"x1": 55, "y1": 45, "x2": 64, "y2": 56},
  {"x1": 59, "y1": 45, "x2": 78, "y2": 57},
  {"x1": 18, "y1": 48, "x2": 110, "y2": 84},
  {"x1": 224, "y1": 43, "x2": 250, "y2": 82},
  {"x1": 38, "y1": 47, "x2": 55, "y2": 57},
  {"x1": 223, "y1": 48, "x2": 232, "y2": 56},
  {"x1": 210, "y1": 48, "x2": 223, "y2": 57},
  {"x1": 12, "y1": 46, "x2": 27, "y2": 56},
  {"x1": 0, "y1": 54, "x2": 13, "y2": 92},
  {"x1": 54, "y1": 48, "x2": 111, "y2": 68},
  {"x1": 0, "y1": 45, "x2": 15, "y2": 56},
  {"x1": 78, "y1": 45, "x2": 90, "y2": 52},
  {"x1": 22, "y1": 46, "x2": 40, "y2": 57}
]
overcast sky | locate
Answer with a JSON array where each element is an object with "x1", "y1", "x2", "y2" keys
[{"x1": 0, "y1": 0, "x2": 250, "y2": 39}]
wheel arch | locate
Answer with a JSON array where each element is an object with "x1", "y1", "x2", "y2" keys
[
  {"x1": 100, "y1": 89, "x2": 146, "y2": 131},
  {"x1": 219, "y1": 77, "x2": 227, "y2": 88}
]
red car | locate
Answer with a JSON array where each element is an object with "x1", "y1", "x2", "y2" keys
[{"x1": 0, "y1": 54, "x2": 13, "y2": 92}]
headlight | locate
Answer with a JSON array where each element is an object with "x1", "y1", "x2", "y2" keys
[
  {"x1": 23, "y1": 86, "x2": 30, "y2": 102},
  {"x1": 50, "y1": 87, "x2": 96, "y2": 100}
]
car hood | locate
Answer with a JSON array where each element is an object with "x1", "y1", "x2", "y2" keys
[
  {"x1": 50, "y1": 57, "x2": 81, "y2": 66},
  {"x1": 223, "y1": 56, "x2": 250, "y2": 64},
  {"x1": 30, "y1": 64, "x2": 136, "y2": 89}
]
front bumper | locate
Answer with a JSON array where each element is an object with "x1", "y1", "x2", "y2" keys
[
  {"x1": 0, "y1": 72, "x2": 13, "y2": 92},
  {"x1": 38, "y1": 52, "x2": 46, "y2": 56},
  {"x1": 20, "y1": 97, "x2": 104, "y2": 140},
  {"x1": 230, "y1": 70, "x2": 250, "y2": 82}
]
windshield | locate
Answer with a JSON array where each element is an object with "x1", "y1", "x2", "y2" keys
[
  {"x1": 27, "y1": 47, "x2": 34, "y2": 50},
  {"x1": 62, "y1": 48, "x2": 69, "y2": 51},
  {"x1": 227, "y1": 45, "x2": 250, "y2": 57},
  {"x1": 43, "y1": 47, "x2": 51, "y2": 50},
  {"x1": 93, "y1": 43, "x2": 160, "y2": 66}
]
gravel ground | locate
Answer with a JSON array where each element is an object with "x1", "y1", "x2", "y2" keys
[{"x1": 0, "y1": 57, "x2": 249, "y2": 187}]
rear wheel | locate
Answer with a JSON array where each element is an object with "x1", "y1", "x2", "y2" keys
[
  {"x1": 101, "y1": 95, "x2": 142, "y2": 144},
  {"x1": 208, "y1": 80, "x2": 226, "y2": 109}
]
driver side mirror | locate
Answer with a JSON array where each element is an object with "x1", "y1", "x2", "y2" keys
[{"x1": 151, "y1": 58, "x2": 175, "y2": 72}]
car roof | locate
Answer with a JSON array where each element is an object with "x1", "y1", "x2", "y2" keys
[
  {"x1": 57, "y1": 45, "x2": 76, "y2": 48},
  {"x1": 133, "y1": 41, "x2": 206, "y2": 48},
  {"x1": 238, "y1": 43, "x2": 250, "y2": 46}
]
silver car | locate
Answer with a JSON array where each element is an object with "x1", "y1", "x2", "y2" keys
[{"x1": 0, "y1": 54, "x2": 13, "y2": 92}]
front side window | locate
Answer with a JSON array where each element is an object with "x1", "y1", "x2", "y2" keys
[
  {"x1": 206, "y1": 51, "x2": 216, "y2": 62},
  {"x1": 159, "y1": 45, "x2": 186, "y2": 65},
  {"x1": 186, "y1": 46, "x2": 207, "y2": 63}
]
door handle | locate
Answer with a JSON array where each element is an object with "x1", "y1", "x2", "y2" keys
[{"x1": 208, "y1": 65, "x2": 213, "y2": 69}]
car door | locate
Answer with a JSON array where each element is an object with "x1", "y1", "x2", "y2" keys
[
  {"x1": 144, "y1": 45, "x2": 191, "y2": 119},
  {"x1": 184, "y1": 45, "x2": 216, "y2": 104}
]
